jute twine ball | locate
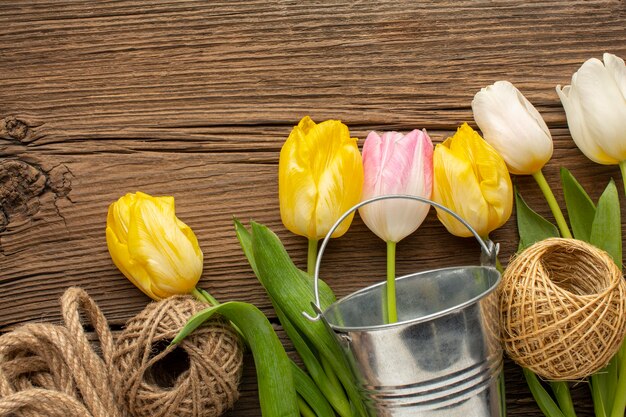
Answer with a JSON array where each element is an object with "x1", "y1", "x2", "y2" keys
[
  {"x1": 500, "y1": 238, "x2": 626, "y2": 380},
  {"x1": 113, "y1": 296, "x2": 243, "y2": 417}
]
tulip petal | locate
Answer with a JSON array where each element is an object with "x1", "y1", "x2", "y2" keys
[
  {"x1": 127, "y1": 196, "x2": 203, "y2": 297},
  {"x1": 279, "y1": 117, "x2": 363, "y2": 240},
  {"x1": 573, "y1": 57, "x2": 626, "y2": 162},
  {"x1": 557, "y1": 58, "x2": 624, "y2": 165},
  {"x1": 472, "y1": 81, "x2": 552, "y2": 175},
  {"x1": 432, "y1": 124, "x2": 512, "y2": 238},
  {"x1": 604, "y1": 53, "x2": 626, "y2": 100},
  {"x1": 360, "y1": 129, "x2": 432, "y2": 242},
  {"x1": 556, "y1": 84, "x2": 616, "y2": 165},
  {"x1": 107, "y1": 193, "x2": 136, "y2": 243},
  {"x1": 105, "y1": 192, "x2": 203, "y2": 300},
  {"x1": 433, "y1": 140, "x2": 488, "y2": 237},
  {"x1": 106, "y1": 226, "x2": 158, "y2": 299},
  {"x1": 313, "y1": 121, "x2": 363, "y2": 238}
]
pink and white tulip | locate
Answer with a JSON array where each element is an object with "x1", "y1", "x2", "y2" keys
[{"x1": 359, "y1": 129, "x2": 434, "y2": 243}]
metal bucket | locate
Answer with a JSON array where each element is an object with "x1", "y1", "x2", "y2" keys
[{"x1": 305, "y1": 195, "x2": 503, "y2": 417}]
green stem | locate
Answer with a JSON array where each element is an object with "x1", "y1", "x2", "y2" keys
[
  {"x1": 550, "y1": 381, "x2": 577, "y2": 417},
  {"x1": 610, "y1": 341, "x2": 626, "y2": 417},
  {"x1": 193, "y1": 287, "x2": 247, "y2": 339},
  {"x1": 532, "y1": 170, "x2": 572, "y2": 239},
  {"x1": 489, "y1": 247, "x2": 507, "y2": 417},
  {"x1": 590, "y1": 374, "x2": 608, "y2": 417},
  {"x1": 321, "y1": 356, "x2": 345, "y2": 406},
  {"x1": 191, "y1": 287, "x2": 212, "y2": 304},
  {"x1": 275, "y1": 302, "x2": 351, "y2": 417},
  {"x1": 199, "y1": 287, "x2": 220, "y2": 306},
  {"x1": 499, "y1": 368, "x2": 507, "y2": 417},
  {"x1": 619, "y1": 161, "x2": 626, "y2": 198},
  {"x1": 307, "y1": 239, "x2": 318, "y2": 276},
  {"x1": 297, "y1": 396, "x2": 317, "y2": 417},
  {"x1": 291, "y1": 361, "x2": 336, "y2": 417},
  {"x1": 386, "y1": 241, "x2": 397, "y2": 324},
  {"x1": 605, "y1": 355, "x2": 618, "y2": 414},
  {"x1": 605, "y1": 163, "x2": 626, "y2": 417}
]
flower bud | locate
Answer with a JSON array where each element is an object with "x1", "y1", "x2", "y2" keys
[
  {"x1": 472, "y1": 80, "x2": 553, "y2": 175},
  {"x1": 279, "y1": 116, "x2": 363, "y2": 240},
  {"x1": 359, "y1": 129, "x2": 433, "y2": 243},
  {"x1": 556, "y1": 53, "x2": 626, "y2": 165},
  {"x1": 106, "y1": 192, "x2": 203, "y2": 300},
  {"x1": 432, "y1": 123, "x2": 513, "y2": 238}
]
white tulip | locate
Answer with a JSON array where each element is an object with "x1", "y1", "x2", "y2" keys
[
  {"x1": 556, "y1": 53, "x2": 626, "y2": 165},
  {"x1": 472, "y1": 81, "x2": 553, "y2": 175}
]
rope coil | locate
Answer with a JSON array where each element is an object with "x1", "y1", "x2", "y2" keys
[
  {"x1": 500, "y1": 238, "x2": 626, "y2": 380},
  {"x1": 0, "y1": 288, "x2": 243, "y2": 417}
]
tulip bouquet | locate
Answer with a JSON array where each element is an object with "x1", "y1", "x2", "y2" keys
[
  {"x1": 117, "y1": 117, "x2": 520, "y2": 417},
  {"x1": 232, "y1": 116, "x2": 515, "y2": 417},
  {"x1": 104, "y1": 50, "x2": 626, "y2": 417},
  {"x1": 471, "y1": 53, "x2": 626, "y2": 417}
]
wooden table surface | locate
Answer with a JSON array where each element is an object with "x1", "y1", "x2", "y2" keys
[{"x1": 2, "y1": 1, "x2": 625, "y2": 416}]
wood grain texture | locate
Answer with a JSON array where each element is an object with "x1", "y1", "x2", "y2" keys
[{"x1": 1, "y1": 1, "x2": 625, "y2": 415}]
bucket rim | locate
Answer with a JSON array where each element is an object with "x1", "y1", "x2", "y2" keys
[
  {"x1": 322, "y1": 265, "x2": 501, "y2": 332},
  {"x1": 304, "y1": 195, "x2": 499, "y2": 323}
]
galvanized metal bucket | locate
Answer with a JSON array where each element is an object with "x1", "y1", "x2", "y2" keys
[{"x1": 305, "y1": 195, "x2": 503, "y2": 417}]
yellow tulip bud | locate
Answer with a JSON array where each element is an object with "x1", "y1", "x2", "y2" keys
[
  {"x1": 432, "y1": 123, "x2": 513, "y2": 238},
  {"x1": 106, "y1": 191, "x2": 203, "y2": 300},
  {"x1": 279, "y1": 116, "x2": 364, "y2": 240}
]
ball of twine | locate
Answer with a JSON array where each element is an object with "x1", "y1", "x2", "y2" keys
[
  {"x1": 113, "y1": 295, "x2": 243, "y2": 417},
  {"x1": 500, "y1": 238, "x2": 626, "y2": 380}
]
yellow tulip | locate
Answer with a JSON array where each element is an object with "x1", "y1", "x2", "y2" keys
[
  {"x1": 432, "y1": 123, "x2": 513, "y2": 238},
  {"x1": 106, "y1": 191, "x2": 203, "y2": 300},
  {"x1": 279, "y1": 116, "x2": 363, "y2": 240}
]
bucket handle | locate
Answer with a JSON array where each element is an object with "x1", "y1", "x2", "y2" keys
[{"x1": 303, "y1": 194, "x2": 499, "y2": 321}]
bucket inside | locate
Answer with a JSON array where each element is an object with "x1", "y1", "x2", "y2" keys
[{"x1": 323, "y1": 266, "x2": 500, "y2": 331}]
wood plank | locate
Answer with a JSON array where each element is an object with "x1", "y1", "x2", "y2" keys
[
  {"x1": 1, "y1": 0, "x2": 625, "y2": 143},
  {"x1": 1, "y1": 1, "x2": 625, "y2": 416}
]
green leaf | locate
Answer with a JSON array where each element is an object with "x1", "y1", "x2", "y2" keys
[
  {"x1": 297, "y1": 396, "x2": 316, "y2": 417},
  {"x1": 234, "y1": 218, "x2": 336, "y2": 311},
  {"x1": 523, "y1": 369, "x2": 566, "y2": 417},
  {"x1": 515, "y1": 190, "x2": 560, "y2": 251},
  {"x1": 297, "y1": 269, "x2": 337, "y2": 311},
  {"x1": 291, "y1": 361, "x2": 337, "y2": 417},
  {"x1": 590, "y1": 179, "x2": 622, "y2": 270},
  {"x1": 172, "y1": 302, "x2": 298, "y2": 417},
  {"x1": 234, "y1": 217, "x2": 259, "y2": 276},
  {"x1": 591, "y1": 374, "x2": 608, "y2": 417},
  {"x1": 550, "y1": 381, "x2": 577, "y2": 417},
  {"x1": 251, "y1": 221, "x2": 368, "y2": 417},
  {"x1": 561, "y1": 167, "x2": 596, "y2": 242},
  {"x1": 275, "y1": 303, "x2": 351, "y2": 417}
]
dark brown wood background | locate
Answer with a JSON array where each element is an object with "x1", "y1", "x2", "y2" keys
[{"x1": 2, "y1": 1, "x2": 625, "y2": 416}]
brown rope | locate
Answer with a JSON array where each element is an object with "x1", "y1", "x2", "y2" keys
[
  {"x1": 0, "y1": 288, "x2": 243, "y2": 417},
  {"x1": 0, "y1": 288, "x2": 125, "y2": 417},
  {"x1": 113, "y1": 296, "x2": 243, "y2": 417},
  {"x1": 500, "y1": 238, "x2": 626, "y2": 380}
]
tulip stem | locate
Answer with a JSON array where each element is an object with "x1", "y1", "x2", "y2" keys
[
  {"x1": 619, "y1": 161, "x2": 626, "y2": 198},
  {"x1": 307, "y1": 239, "x2": 318, "y2": 277},
  {"x1": 297, "y1": 396, "x2": 317, "y2": 417},
  {"x1": 386, "y1": 241, "x2": 398, "y2": 324},
  {"x1": 192, "y1": 287, "x2": 220, "y2": 306},
  {"x1": 610, "y1": 341, "x2": 626, "y2": 417},
  {"x1": 532, "y1": 170, "x2": 572, "y2": 239},
  {"x1": 608, "y1": 162, "x2": 626, "y2": 417}
]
